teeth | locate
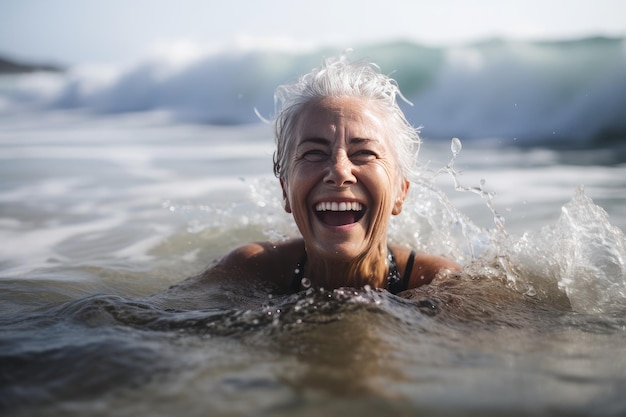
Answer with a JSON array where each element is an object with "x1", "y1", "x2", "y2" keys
[{"x1": 315, "y1": 201, "x2": 363, "y2": 212}]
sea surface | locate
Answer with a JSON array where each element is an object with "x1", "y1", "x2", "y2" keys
[{"x1": 1, "y1": 38, "x2": 626, "y2": 416}]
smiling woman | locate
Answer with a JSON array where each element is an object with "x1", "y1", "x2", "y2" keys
[
  {"x1": 283, "y1": 96, "x2": 413, "y2": 289},
  {"x1": 174, "y1": 55, "x2": 460, "y2": 296}
]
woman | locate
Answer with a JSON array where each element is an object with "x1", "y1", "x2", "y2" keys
[{"x1": 194, "y1": 55, "x2": 459, "y2": 295}]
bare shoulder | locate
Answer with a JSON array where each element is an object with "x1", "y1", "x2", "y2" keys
[
  {"x1": 193, "y1": 239, "x2": 304, "y2": 289},
  {"x1": 411, "y1": 252, "x2": 461, "y2": 284},
  {"x1": 218, "y1": 241, "x2": 278, "y2": 267},
  {"x1": 390, "y1": 244, "x2": 461, "y2": 289}
]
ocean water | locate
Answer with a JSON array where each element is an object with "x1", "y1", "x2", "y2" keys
[{"x1": 1, "y1": 39, "x2": 626, "y2": 416}]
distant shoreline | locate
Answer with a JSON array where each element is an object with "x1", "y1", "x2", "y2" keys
[{"x1": 0, "y1": 56, "x2": 64, "y2": 74}]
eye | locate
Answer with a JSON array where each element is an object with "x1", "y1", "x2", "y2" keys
[
  {"x1": 350, "y1": 149, "x2": 378, "y2": 163},
  {"x1": 300, "y1": 149, "x2": 328, "y2": 162}
]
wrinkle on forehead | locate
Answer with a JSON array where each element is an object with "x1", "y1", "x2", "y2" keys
[{"x1": 296, "y1": 96, "x2": 388, "y2": 143}]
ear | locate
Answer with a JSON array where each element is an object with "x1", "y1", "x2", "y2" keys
[
  {"x1": 280, "y1": 178, "x2": 292, "y2": 213},
  {"x1": 392, "y1": 179, "x2": 410, "y2": 215}
]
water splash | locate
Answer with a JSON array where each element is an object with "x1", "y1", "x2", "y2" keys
[
  {"x1": 504, "y1": 186, "x2": 626, "y2": 314},
  {"x1": 426, "y1": 138, "x2": 516, "y2": 283},
  {"x1": 161, "y1": 137, "x2": 626, "y2": 315},
  {"x1": 552, "y1": 187, "x2": 626, "y2": 314}
]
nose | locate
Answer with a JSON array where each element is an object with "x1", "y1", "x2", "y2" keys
[{"x1": 324, "y1": 152, "x2": 356, "y2": 187}]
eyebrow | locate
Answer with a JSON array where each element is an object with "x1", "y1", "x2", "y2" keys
[
  {"x1": 349, "y1": 137, "x2": 378, "y2": 145},
  {"x1": 298, "y1": 137, "x2": 379, "y2": 146},
  {"x1": 299, "y1": 137, "x2": 330, "y2": 146}
]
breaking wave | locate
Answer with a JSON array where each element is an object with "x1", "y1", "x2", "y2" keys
[{"x1": 2, "y1": 37, "x2": 625, "y2": 147}]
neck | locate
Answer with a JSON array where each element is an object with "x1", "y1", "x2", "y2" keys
[{"x1": 304, "y1": 243, "x2": 389, "y2": 289}]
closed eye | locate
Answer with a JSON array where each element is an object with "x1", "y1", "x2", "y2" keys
[
  {"x1": 300, "y1": 149, "x2": 328, "y2": 162},
  {"x1": 350, "y1": 149, "x2": 378, "y2": 163}
]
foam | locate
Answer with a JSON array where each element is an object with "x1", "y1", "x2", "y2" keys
[{"x1": 2, "y1": 37, "x2": 624, "y2": 145}]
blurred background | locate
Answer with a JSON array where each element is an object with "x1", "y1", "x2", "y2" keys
[{"x1": 1, "y1": 0, "x2": 625, "y2": 150}]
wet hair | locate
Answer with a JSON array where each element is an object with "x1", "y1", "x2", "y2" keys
[{"x1": 272, "y1": 54, "x2": 421, "y2": 184}]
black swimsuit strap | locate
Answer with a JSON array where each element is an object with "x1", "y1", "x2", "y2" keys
[
  {"x1": 404, "y1": 250, "x2": 416, "y2": 285},
  {"x1": 291, "y1": 247, "x2": 416, "y2": 294},
  {"x1": 387, "y1": 248, "x2": 415, "y2": 294}
]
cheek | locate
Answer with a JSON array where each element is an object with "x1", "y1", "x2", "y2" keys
[
  {"x1": 284, "y1": 166, "x2": 317, "y2": 221},
  {"x1": 360, "y1": 164, "x2": 399, "y2": 241},
  {"x1": 368, "y1": 163, "x2": 400, "y2": 209}
]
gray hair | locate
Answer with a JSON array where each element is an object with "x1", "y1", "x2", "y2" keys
[{"x1": 272, "y1": 55, "x2": 421, "y2": 184}]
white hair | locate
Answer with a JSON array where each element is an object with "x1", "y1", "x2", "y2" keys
[{"x1": 272, "y1": 54, "x2": 421, "y2": 184}]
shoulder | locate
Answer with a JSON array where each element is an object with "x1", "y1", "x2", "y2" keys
[
  {"x1": 410, "y1": 252, "x2": 461, "y2": 285},
  {"x1": 219, "y1": 241, "x2": 277, "y2": 265},
  {"x1": 201, "y1": 239, "x2": 305, "y2": 289},
  {"x1": 390, "y1": 244, "x2": 461, "y2": 289},
  {"x1": 219, "y1": 239, "x2": 303, "y2": 265}
]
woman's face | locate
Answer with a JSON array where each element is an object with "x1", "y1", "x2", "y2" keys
[{"x1": 282, "y1": 96, "x2": 409, "y2": 261}]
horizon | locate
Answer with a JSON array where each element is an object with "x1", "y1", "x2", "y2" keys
[
  {"x1": 1, "y1": 0, "x2": 625, "y2": 66},
  {"x1": 1, "y1": 33, "x2": 624, "y2": 70}
]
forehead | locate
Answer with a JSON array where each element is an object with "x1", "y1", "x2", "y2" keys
[{"x1": 295, "y1": 96, "x2": 389, "y2": 141}]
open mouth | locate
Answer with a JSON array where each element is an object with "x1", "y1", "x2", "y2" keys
[{"x1": 314, "y1": 201, "x2": 366, "y2": 227}]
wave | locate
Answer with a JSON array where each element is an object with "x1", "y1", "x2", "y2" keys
[{"x1": 1, "y1": 37, "x2": 625, "y2": 147}]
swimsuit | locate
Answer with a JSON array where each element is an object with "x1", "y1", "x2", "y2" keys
[{"x1": 291, "y1": 247, "x2": 416, "y2": 294}]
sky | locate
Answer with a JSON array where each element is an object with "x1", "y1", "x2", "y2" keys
[{"x1": 1, "y1": 0, "x2": 625, "y2": 66}]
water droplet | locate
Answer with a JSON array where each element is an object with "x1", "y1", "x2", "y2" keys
[
  {"x1": 451, "y1": 137, "x2": 462, "y2": 155},
  {"x1": 301, "y1": 277, "x2": 311, "y2": 289}
]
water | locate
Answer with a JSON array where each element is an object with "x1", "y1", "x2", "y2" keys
[{"x1": 2, "y1": 39, "x2": 626, "y2": 416}]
